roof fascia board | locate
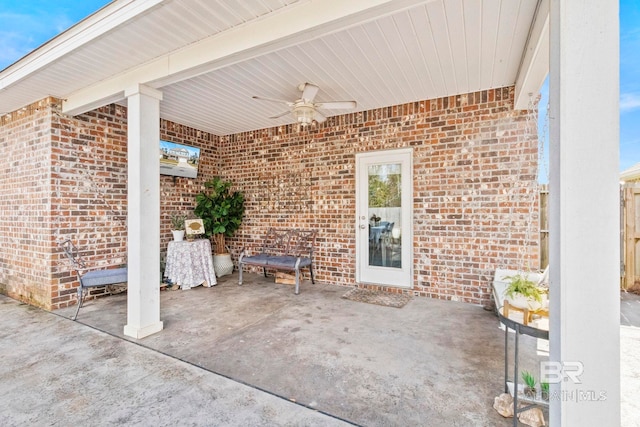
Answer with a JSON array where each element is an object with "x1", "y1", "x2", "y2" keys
[
  {"x1": 0, "y1": 0, "x2": 165, "y2": 91},
  {"x1": 514, "y1": 0, "x2": 550, "y2": 110},
  {"x1": 63, "y1": 0, "x2": 434, "y2": 115},
  {"x1": 621, "y1": 163, "x2": 640, "y2": 182}
]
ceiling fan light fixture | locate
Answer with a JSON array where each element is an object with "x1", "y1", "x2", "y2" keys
[
  {"x1": 294, "y1": 105, "x2": 314, "y2": 125},
  {"x1": 253, "y1": 83, "x2": 355, "y2": 125}
]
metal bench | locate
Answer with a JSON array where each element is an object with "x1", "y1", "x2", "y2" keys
[
  {"x1": 59, "y1": 240, "x2": 128, "y2": 320},
  {"x1": 238, "y1": 228, "x2": 317, "y2": 294}
]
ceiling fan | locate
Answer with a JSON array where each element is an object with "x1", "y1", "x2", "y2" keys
[{"x1": 252, "y1": 82, "x2": 357, "y2": 125}]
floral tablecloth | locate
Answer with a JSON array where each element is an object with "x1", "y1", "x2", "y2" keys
[{"x1": 164, "y1": 239, "x2": 216, "y2": 289}]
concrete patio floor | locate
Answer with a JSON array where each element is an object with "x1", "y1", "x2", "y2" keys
[{"x1": 1, "y1": 274, "x2": 638, "y2": 426}]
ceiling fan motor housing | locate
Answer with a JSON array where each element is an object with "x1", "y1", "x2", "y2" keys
[{"x1": 293, "y1": 103, "x2": 315, "y2": 125}]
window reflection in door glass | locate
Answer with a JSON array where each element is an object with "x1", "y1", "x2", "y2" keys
[{"x1": 368, "y1": 163, "x2": 402, "y2": 268}]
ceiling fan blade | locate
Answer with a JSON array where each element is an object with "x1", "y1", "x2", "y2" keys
[
  {"x1": 301, "y1": 83, "x2": 319, "y2": 103},
  {"x1": 269, "y1": 110, "x2": 292, "y2": 119},
  {"x1": 315, "y1": 101, "x2": 357, "y2": 109},
  {"x1": 252, "y1": 95, "x2": 293, "y2": 106},
  {"x1": 313, "y1": 110, "x2": 327, "y2": 123}
]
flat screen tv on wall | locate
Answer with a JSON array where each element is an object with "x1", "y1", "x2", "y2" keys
[{"x1": 159, "y1": 140, "x2": 200, "y2": 178}]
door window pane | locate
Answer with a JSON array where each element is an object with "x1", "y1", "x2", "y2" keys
[{"x1": 368, "y1": 163, "x2": 402, "y2": 268}]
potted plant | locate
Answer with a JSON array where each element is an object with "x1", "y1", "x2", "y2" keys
[
  {"x1": 194, "y1": 177, "x2": 245, "y2": 277},
  {"x1": 170, "y1": 212, "x2": 186, "y2": 241},
  {"x1": 540, "y1": 381, "x2": 550, "y2": 401},
  {"x1": 504, "y1": 273, "x2": 546, "y2": 311},
  {"x1": 521, "y1": 370, "x2": 537, "y2": 399}
]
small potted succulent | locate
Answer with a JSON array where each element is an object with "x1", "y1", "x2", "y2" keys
[
  {"x1": 540, "y1": 381, "x2": 550, "y2": 401},
  {"x1": 170, "y1": 212, "x2": 187, "y2": 241},
  {"x1": 521, "y1": 370, "x2": 537, "y2": 399}
]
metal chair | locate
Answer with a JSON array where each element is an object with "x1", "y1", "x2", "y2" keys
[
  {"x1": 380, "y1": 222, "x2": 397, "y2": 266},
  {"x1": 59, "y1": 239, "x2": 128, "y2": 320}
]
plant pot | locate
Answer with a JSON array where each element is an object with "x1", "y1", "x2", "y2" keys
[
  {"x1": 506, "y1": 293, "x2": 546, "y2": 311},
  {"x1": 213, "y1": 253, "x2": 234, "y2": 277},
  {"x1": 172, "y1": 230, "x2": 185, "y2": 241},
  {"x1": 524, "y1": 387, "x2": 537, "y2": 399}
]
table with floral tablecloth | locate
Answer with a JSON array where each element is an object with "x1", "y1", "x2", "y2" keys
[{"x1": 164, "y1": 239, "x2": 217, "y2": 289}]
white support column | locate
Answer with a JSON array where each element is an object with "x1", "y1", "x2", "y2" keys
[
  {"x1": 549, "y1": 0, "x2": 619, "y2": 425},
  {"x1": 123, "y1": 84, "x2": 163, "y2": 339}
]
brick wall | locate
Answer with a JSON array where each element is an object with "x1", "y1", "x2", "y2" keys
[
  {"x1": 0, "y1": 99, "x2": 219, "y2": 310},
  {"x1": 49, "y1": 102, "x2": 131, "y2": 309},
  {"x1": 222, "y1": 87, "x2": 539, "y2": 305},
  {"x1": 51, "y1": 105, "x2": 219, "y2": 310},
  {"x1": 0, "y1": 98, "x2": 55, "y2": 307},
  {"x1": 158, "y1": 120, "x2": 218, "y2": 253},
  {"x1": 0, "y1": 85, "x2": 538, "y2": 309}
]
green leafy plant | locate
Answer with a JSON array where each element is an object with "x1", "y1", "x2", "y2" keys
[
  {"x1": 540, "y1": 381, "x2": 549, "y2": 400},
  {"x1": 505, "y1": 273, "x2": 542, "y2": 303},
  {"x1": 194, "y1": 177, "x2": 245, "y2": 254},
  {"x1": 521, "y1": 370, "x2": 537, "y2": 398},
  {"x1": 521, "y1": 370, "x2": 536, "y2": 389},
  {"x1": 169, "y1": 212, "x2": 186, "y2": 230}
]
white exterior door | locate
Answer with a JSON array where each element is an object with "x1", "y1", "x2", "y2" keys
[{"x1": 356, "y1": 148, "x2": 412, "y2": 287}]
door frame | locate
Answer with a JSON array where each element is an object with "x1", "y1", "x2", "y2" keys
[{"x1": 355, "y1": 148, "x2": 413, "y2": 287}]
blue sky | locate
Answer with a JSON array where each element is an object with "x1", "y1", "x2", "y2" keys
[
  {"x1": 1, "y1": 0, "x2": 637, "y2": 175},
  {"x1": 0, "y1": 0, "x2": 111, "y2": 68},
  {"x1": 619, "y1": 0, "x2": 640, "y2": 171}
]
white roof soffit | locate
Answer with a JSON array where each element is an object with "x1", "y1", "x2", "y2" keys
[
  {"x1": 62, "y1": 0, "x2": 434, "y2": 116},
  {"x1": 0, "y1": 0, "x2": 164, "y2": 94},
  {"x1": 514, "y1": 0, "x2": 549, "y2": 110},
  {"x1": 0, "y1": 0, "x2": 545, "y2": 135}
]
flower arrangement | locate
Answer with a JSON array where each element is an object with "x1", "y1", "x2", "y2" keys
[{"x1": 170, "y1": 212, "x2": 186, "y2": 231}]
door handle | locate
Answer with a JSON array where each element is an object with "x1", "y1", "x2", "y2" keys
[{"x1": 359, "y1": 224, "x2": 366, "y2": 229}]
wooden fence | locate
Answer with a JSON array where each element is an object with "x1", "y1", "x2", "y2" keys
[
  {"x1": 622, "y1": 183, "x2": 640, "y2": 289},
  {"x1": 539, "y1": 184, "x2": 635, "y2": 289},
  {"x1": 197, "y1": 183, "x2": 621, "y2": 285},
  {"x1": 539, "y1": 184, "x2": 549, "y2": 271}
]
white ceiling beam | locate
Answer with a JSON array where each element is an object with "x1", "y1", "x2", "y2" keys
[
  {"x1": 0, "y1": 0, "x2": 165, "y2": 91},
  {"x1": 61, "y1": 58, "x2": 170, "y2": 115},
  {"x1": 63, "y1": 0, "x2": 434, "y2": 115},
  {"x1": 514, "y1": 0, "x2": 550, "y2": 110}
]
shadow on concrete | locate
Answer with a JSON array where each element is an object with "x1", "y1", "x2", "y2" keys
[
  {"x1": 54, "y1": 273, "x2": 548, "y2": 426},
  {"x1": 5, "y1": 275, "x2": 638, "y2": 425}
]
